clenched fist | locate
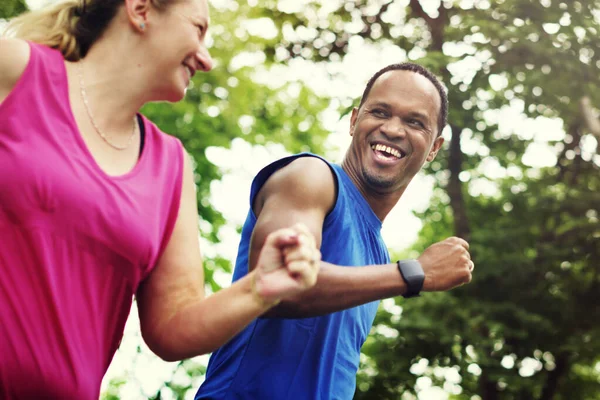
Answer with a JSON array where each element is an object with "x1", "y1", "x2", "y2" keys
[
  {"x1": 418, "y1": 237, "x2": 474, "y2": 292},
  {"x1": 253, "y1": 223, "x2": 321, "y2": 305}
]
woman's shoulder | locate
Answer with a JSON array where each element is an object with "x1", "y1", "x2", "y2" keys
[
  {"x1": 0, "y1": 38, "x2": 31, "y2": 103},
  {"x1": 0, "y1": 38, "x2": 30, "y2": 67}
]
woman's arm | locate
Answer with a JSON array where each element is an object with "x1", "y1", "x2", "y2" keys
[{"x1": 136, "y1": 154, "x2": 320, "y2": 361}]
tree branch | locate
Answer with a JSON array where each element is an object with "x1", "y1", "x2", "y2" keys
[{"x1": 408, "y1": 0, "x2": 447, "y2": 51}]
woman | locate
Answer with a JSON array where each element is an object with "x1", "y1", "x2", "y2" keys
[{"x1": 0, "y1": 0, "x2": 321, "y2": 398}]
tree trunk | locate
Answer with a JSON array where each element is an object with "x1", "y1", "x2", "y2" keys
[
  {"x1": 539, "y1": 353, "x2": 570, "y2": 400},
  {"x1": 479, "y1": 370, "x2": 499, "y2": 400},
  {"x1": 447, "y1": 124, "x2": 471, "y2": 240},
  {"x1": 409, "y1": 2, "x2": 469, "y2": 240}
]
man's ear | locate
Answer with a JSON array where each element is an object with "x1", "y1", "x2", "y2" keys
[
  {"x1": 124, "y1": 0, "x2": 152, "y2": 32},
  {"x1": 426, "y1": 136, "x2": 444, "y2": 162},
  {"x1": 349, "y1": 107, "x2": 359, "y2": 137}
]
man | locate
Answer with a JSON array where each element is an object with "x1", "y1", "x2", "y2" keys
[{"x1": 195, "y1": 63, "x2": 474, "y2": 400}]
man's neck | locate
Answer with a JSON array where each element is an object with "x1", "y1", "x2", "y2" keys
[{"x1": 340, "y1": 158, "x2": 407, "y2": 223}]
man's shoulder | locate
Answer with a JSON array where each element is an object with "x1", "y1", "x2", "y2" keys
[
  {"x1": 251, "y1": 153, "x2": 337, "y2": 215},
  {"x1": 260, "y1": 154, "x2": 336, "y2": 194},
  {"x1": 279, "y1": 153, "x2": 334, "y2": 178},
  {"x1": 259, "y1": 153, "x2": 333, "y2": 175}
]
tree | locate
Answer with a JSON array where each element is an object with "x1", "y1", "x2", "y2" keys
[{"x1": 0, "y1": 0, "x2": 26, "y2": 20}]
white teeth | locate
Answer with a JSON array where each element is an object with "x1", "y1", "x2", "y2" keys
[{"x1": 371, "y1": 144, "x2": 402, "y2": 159}]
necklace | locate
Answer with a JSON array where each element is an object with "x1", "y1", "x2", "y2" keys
[{"x1": 77, "y1": 62, "x2": 137, "y2": 151}]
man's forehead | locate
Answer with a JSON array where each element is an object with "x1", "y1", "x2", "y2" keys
[{"x1": 371, "y1": 70, "x2": 439, "y2": 101}]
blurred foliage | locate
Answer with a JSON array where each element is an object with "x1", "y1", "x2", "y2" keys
[
  {"x1": 0, "y1": 0, "x2": 26, "y2": 20},
  {"x1": 3, "y1": 0, "x2": 600, "y2": 399}
]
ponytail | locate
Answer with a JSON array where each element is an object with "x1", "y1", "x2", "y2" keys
[
  {"x1": 3, "y1": 0, "x2": 85, "y2": 61},
  {"x1": 3, "y1": 0, "x2": 124, "y2": 61},
  {"x1": 4, "y1": 0, "x2": 178, "y2": 61}
]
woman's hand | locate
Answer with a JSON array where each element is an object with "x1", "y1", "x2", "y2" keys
[{"x1": 252, "y1": 223, "x2": 321, "y2": 306}]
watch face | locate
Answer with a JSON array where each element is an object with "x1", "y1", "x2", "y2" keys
[
  {"x1": 406, "y1": 270, "x2": 424, "y2": 280},
  {"x1": 402, "y1": 260, "x2": 425, "y2": 278},
  {"x1": 399, "y1": 260, "x2": 424, "y2": 297}
]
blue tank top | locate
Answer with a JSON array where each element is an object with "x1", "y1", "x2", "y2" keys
[{"x1": 195, "y1": 154, "x2": 390, "y2": 400}]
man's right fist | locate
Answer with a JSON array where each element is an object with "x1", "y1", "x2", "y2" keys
[{"x1": 418, "y1": 237, "x2": 474, "y2": 292}]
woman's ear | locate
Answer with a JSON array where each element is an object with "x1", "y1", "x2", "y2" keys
[{"x1": 124, "y1": 0, "x2": 151, "y2": 32}]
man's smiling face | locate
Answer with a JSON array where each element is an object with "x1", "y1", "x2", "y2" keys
[{"x1": 347, "y1": 69, "x2": 444, "y2": 193}]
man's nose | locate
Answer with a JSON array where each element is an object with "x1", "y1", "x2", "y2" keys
[{"x1": 380, "y1": 117, "x2": 406, "y2": 138}]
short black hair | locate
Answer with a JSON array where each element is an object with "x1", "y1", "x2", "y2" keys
[{"x1": 358, "y1": 63, "x2": 448, "y2": 137}]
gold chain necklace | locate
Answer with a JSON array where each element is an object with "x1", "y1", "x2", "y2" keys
[{"x1": 77, "y1": 62, "x2": 137, "y2": 151}]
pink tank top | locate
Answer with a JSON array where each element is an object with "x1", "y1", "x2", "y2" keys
[{"x1": 0, "y1": 42, "x2": 184, "y2": 399}]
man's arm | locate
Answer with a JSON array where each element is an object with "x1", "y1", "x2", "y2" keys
[{"x1": 249, "y1": 156, "x2": 473, "y2": 319}]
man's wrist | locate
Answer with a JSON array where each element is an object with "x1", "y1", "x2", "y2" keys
[{"x1": 397, "y1": 259, "x2": 425, "y2": 298}]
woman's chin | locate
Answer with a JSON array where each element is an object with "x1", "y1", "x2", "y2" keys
[{"x1": 160, "y1": 88, "x2": 187, "y2": 103}]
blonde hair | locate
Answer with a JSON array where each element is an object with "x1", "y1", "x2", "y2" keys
[{"x1": 3, "y1": 0, "x2": 174, "y2": 61}]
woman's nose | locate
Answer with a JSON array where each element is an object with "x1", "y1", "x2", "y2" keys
[{"x1": 196, "y1": 46, "x2": 213, "y2": 72}]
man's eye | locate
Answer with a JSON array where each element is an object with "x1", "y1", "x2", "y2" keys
[
  {"x1": 372, "y1": 109, "x2": 387, "y2": 117},
  {"x1": 408, "y1": 119, "x2": 424, "y2": 128}
]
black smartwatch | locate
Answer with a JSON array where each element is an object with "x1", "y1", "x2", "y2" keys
[{"x1": 397, "y1": 259, "x2": 425, "y2": 298}]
